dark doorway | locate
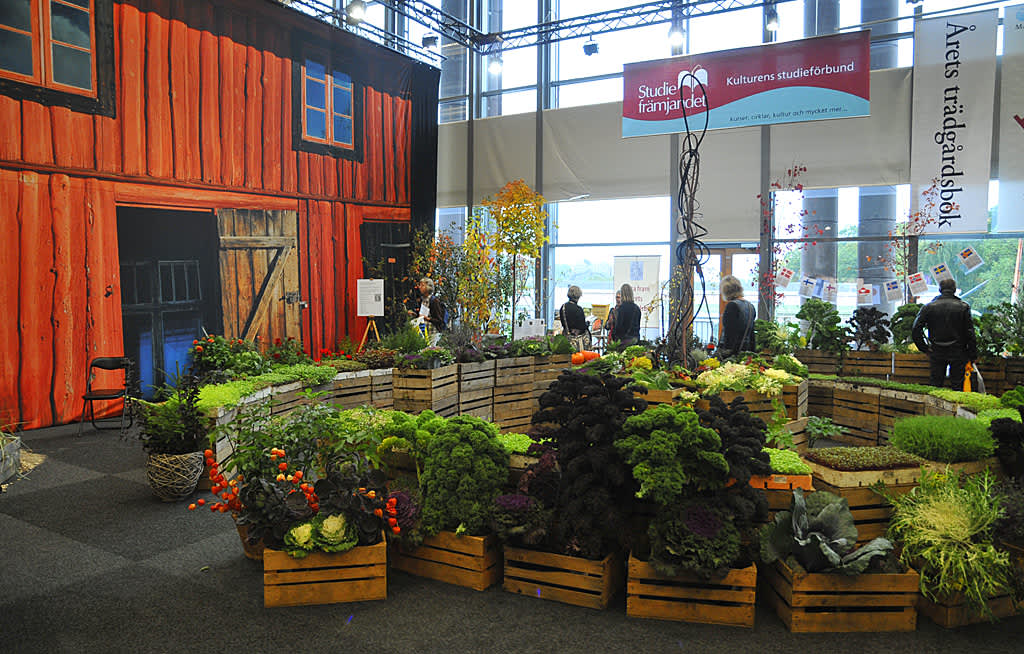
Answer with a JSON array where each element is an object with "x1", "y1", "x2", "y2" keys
[
  {"x1": 117, "y1": 207, "x2": 222, "y2": 397},
  {"x1": 360, "y1": 221, "x2": 412, "y2": 334}
]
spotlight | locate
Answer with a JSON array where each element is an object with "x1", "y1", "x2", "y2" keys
[
  {"x1": 583, "y1": 38, "x2": 598, "y2": 56},
  {"x1": 765, "y1": 4, "x2": 779, "y2": 32},
  {"x1": 487, "y1": 56, "x2": 503, "y2": 75},
  {"x1": 421, "y1": 34, "x2": 438, "y2": 48},
  {"x1": 346, "y1": 0, "x2": 366, "y2": 23},
  {"x1": 668, "y1": 25, "x2": 685, "y2": 48}
]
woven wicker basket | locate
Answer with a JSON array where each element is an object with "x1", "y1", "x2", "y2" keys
[{"x1": 146, "y1": 452, "x2": 204, "y2": 502}]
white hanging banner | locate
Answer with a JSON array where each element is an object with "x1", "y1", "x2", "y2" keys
[
  {"x1": 930, "y1": 262, "x2": 954, "y2": 282},
  {"x1": 883, "y1": 279, "x2": 903, "y2": 302},
  {"x1": 910, "y1": 10, "x2": 998, "y2": 234},
  {"x1": 957, "y1": 246, "x2": 985, "y2": 272},
  {"x1": 821, "y1": 278, "x2": 838, "y2": 303},
  {"x1": 908, "y1": 272, "x2": 930, "y2": 297},
  {"x1": 856, "y1": 279, "x2": 873, "y2": 305},
  {"x1": 798, "y1": 276, "x2": 818, "y2": 298},
  {"x1": 613, "y1": 255, "x2": 661, "y2": 331},
  {"x1": 996, "y1": 5, "x2": 1024, "y2": 232},
  {"x1": 775, "y1": 266, "x2": 795, "y2": 288}
]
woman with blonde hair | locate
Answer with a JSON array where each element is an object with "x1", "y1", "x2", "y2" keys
[
  {"x1": 610, "y1": 283, "x2": 641, "y2": 346},
  {"x1": 718, "y1": 275, "x2": 756, "y2": 358},
  {"x1": 559, "y1": 285, "x2": 590, "y2": 349}
]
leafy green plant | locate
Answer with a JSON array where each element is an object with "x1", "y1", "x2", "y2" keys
[
  {"x1": 805, "y1": 416, "x2": 842, "y2": 446},
  {"x1": 889, "y1": 303, "x2": 922, "y2": 350},
  {"x1": 795, "y1": 299, "x2": 850, "y2": 355},
  {"x1": 976, "y1": 301, "x2": 1024, "y2": 358},
  {"x1": 490, "y1": 493, "x2": 552, "y2": 547},
  {"x1": 755, "y1": 319, "x2": 802, "y2": 355},
  {"x1": 989, "y1": 417, "x2": 1024, "y2": 484},
  {"x1": 771, "y1": 353, "x2": 808, "y2": 378},
  {"x1": 495, "y1": 431, "x2": 533, "y2": 455},
  {"x1": 765, "y1": 448, "x2": 812, "y2": 475},
  {"x1": 418, "y1": 415, "x2": 509, "y2": 536},
  {"x1": 975, "y1": 409, "x2": 1022, "y2": 429},
  {"x1": 617, "y1": 403, "x2": 729, "y2": 504},
  {"x1": 354, "y1": 347, "x2": 398, "y2": 369},
  {"x1": 759, "y1": 488, "x2": 893, "y2": 574},
  {"x1": 803, "y1": 446, "x2": 928, "y2": 471},
  {"x1": 646, "y1": 498, "x2": 742, "y2": 579},
  {"x1": 847, "y1": 307, "x2": 890, "y2": 351},
  {"x1": 1000, "y1": 385, "x2": 1024, "y2": 411},
  {"x1": 138, "y1": 370, "x2": 206, "y2": 455},
  {"x1": 266, "y1": 337, "x2": 313, "y2": 366},
  {"x1": 890, "y1": 415, "x2": 994, "y2": 463},
  {"x1": 883, "y1": 469, "x2": 1016, "y2": 618},
  {"x1": 380, "y1": 321, "x2": 428, "y2": 354}
]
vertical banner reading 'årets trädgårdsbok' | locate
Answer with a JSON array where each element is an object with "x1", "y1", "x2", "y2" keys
[
  {"x1": 996, "y1": 5, "x2": 1024, "y2": 232},
  {"x1": 621, "y1": 31, "x2": 870, "y2": 137},
  {"x1": 910, "y1": 10, "x2": 997, "y2": 234}
]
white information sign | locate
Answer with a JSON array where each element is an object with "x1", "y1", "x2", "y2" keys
[
  {"x1": 910, "y1": 10, "x2": 998, "y2": 234},
  {"x1": 930, "y1": 262, "x2": 954, "y2": 282},
  {"x1": 908, "y1": 272, "x2": 930, "y2": 297},
  {"x1": 957, "y1": 246, "x2": 984, "y2": 272},
  {"x1": 613, "y1": 255, "x2": 661, "y2": 331},
  {"x1": 356, "y1": 279, "x2": 385, "y2": 317},
  {"x1": 856, "y1": 279, "x2": 873, "y2": 305}
]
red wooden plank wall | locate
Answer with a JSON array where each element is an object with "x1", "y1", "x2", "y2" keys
[
  {"x1": 0, "y1": 171, "x2": 122, "y2": 430},
  {"x1": 0, "y1": 0, "x2": 418, "y2": 428}
]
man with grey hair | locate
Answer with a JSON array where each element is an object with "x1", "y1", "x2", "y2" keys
[
  {"x1": 912, "y1": 278, "x2": 977, "y2": 389},
  {"x1": 718, "y1": 275, "x2": 755, "y2": 358}
]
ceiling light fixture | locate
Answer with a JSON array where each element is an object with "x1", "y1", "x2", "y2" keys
[
  {"x1": 765, "y1": 4, "x2": 779, "y2": 32},
  {"x1": 487, "y1": 56, "x2": 503, "y2": 75},
  {"x1": 668, "y1": 24, "x2": 685, "y2": 48},
  {"x1": 583, "y1": 38, "x2": 598, "y2": 56},
  {"x1": 422, "y1": 34, "x2": 439, "y2": 48},
  {"x1": 346, "y1": 1, "x2": 366, "y2": 24}
]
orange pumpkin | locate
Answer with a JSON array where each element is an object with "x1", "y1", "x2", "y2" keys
[
  {"x1": 571, "y1": 352, "x2": 585, "y2": 365},
  {"x1": 582, "y1": 351, "x2": 601, "y2": 362}
]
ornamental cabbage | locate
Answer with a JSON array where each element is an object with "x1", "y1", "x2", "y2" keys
[
  {"x1": 283, "y1": 522, "x2": 315, "y2": 558},
  {"x1": 314, "y1": 513, "x2": 358, "y2": 554}
]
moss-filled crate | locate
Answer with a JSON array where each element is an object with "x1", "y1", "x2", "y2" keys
[
  {"x1": 626, "y1": 556, "x2": 756, "y2": 627},
  {"x1": 263, "y1": 540, "x2": 387, "y2": 608},
  {"x1": 842, "y1": 351, "x2": 892, "y2": 378},
  {"x1": 392, "y1": 363, "x2": 459, "y2": 417},
  {"x1": 370, "y1": 368, "x2": 394, "y2": 409},
  {"x1": 493, "y1": 357, "x2": 536, "y2": 433},
  {"x1": 917, "y1": 592, "x2": 1020, "y2": 628},
  {"x1": 876, "y1": 390, "x2": 929, "y2": 443},
  {"x1": 458, "y1": 360, "x2": 495, "y2": 420},
  {"x1": 389, "y1": 532, "x2": 502, "y2": 591},
  {"x1": 830, "y1": 385, "x2": 880, "y2": 446},
  {"x1": 503, "y1": 547, "x2": 624, "y2": 610},
  {"x1": 759, "y1": 558, "x2": 919, "y2": 632}
]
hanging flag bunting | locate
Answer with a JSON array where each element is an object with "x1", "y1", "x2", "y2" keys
[
  {"x1": 821, "y1": 278, "x2": 838, "y2": 303},
  {"x1": 908, "y1": 272, "x2": 930, "y2": 297},
  {"x1": 931, "y1": 262, "x2": 955, "y2": 282},
  {"x1": 957, "y1": 246, "x2": 985, "y2": 272},
  {"x1": 775, "y1": 266, "x2": 795, "y2": 287},
  {"x1": 883, "y1": 279, "x2": 904, "y2": 302},
  {"x1": 799, "y1": 276, "x2": 818, "y2": 298}
]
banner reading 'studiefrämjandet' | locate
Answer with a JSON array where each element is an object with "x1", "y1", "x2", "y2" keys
[{"x1": 621, "y1": 31, "x2": 870, "y2": 138}]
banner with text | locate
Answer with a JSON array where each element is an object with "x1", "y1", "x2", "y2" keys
[
  {"x1": 622, "y1": 31, "x2": 870, "y2": 137},
  {"x1": 613, "y1": 256, "x2": 661, "y2": 330},
  {"x1": 996, "y1": 5, "x2": 1024, "y2": 232},
  {"x1": 911, "y1": 10, "x2": 998, "y2": 234}
]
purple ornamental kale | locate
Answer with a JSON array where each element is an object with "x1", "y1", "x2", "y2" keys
[
  {"x1": 495, "y1": 493, "x2": 535, "y2": 514},
  {"x1": 684, "y1": 503, "x2": 724, "y2": 540},
  {"x1": 388, "y1": 490, "x2": 420, "y2": 531}
]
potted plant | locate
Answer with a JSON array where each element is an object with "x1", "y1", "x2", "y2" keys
[
  {"x1": 884, "y1": 469, "x2": 1019, "y2": 626},
  {"x1": 138, "y1": 371, "x2": 207, "y2": 502},
  {"x1": 795, "y1": 298, "x2": 851, "y2": 356},
  {"x1": 847, "y1": 307, "x2": 891, "y2": 352},
  {"x1": 1, "y1": 423, "x2": 21, "y2": 487},
  {"x1": 758, "y1": 488, "x2": 917, "y2": 632}
]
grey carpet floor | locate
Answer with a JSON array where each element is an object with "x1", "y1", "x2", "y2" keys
[{"x1": 3, "y1": 422, "x2": 1024, "y2": 654}]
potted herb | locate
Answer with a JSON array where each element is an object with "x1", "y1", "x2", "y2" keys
[{"x1": 138, "y1": 371, "x2": 207, "y2": 502}]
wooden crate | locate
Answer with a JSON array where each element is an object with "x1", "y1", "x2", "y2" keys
[
  {"x1": 976, "y1": 359, "x2": 1007, "y2": 395},
  {"x1": 760, "y1": 558, "x2": 919, "y2": 632},
  {"x1": 877, "y1": 390, "x2": 929, "y2": 443},
  {"x1": 503, "y1": 547, "x2": 624, "y2": 610},
  {"x1": 842, "y1": 351, "x2": 892, "y2": 378},
  {"x1": 806, "y1": 381, "x2": 834, "y2": 420},
  {"x1": 784, "y1": 417, "x2": 809, "y2": 453},
  {"x1": 891, "y1": 353, "x2": 931, "y2": 385},
  {"x1": 830, "y1": 386, "x2": 880, "y2": 446},
  {"x1": 626, "y1": 556, "x2": 756, "y2": 627},
  {"x1": 325, "y1": 371, "x2": 373, "y2": 409},
  {"x1": 749, "y1": 473, "x2": 814, "y2": 491},
  {"x1": 495, "y1": 356, "x2": 536, "y2": 387},
  {"x1": 390, "y1": 531, "x2": 502, "y2": 591},
  {"x1": 393, "y1": 364, "x2": 459, "y2": 417},
  {"x1": 795, "y1": 349, "x2": 841, "y2": 376},
  {"x1": 917, "y1": 592, "x2": 1019, "y2": 628},
  {"x1": 699, "y1": 390, "x2": 778, "y2": 425},
  {"x1": 370, "y1": 368, "x2": 393, "y2": 409},
  {"x1": 805, "y1": 461, "x2": 920, "y2": 543},
  {"x1": 458, "y1": 387, "x2": 493, "y2": 420},
  {"x1": 458, "y1": 360, "x2": 496, "y2": 393},
  {"x1": 533, "y1": 354, "x2": 571, "y2": 400},
  {"x1": 781, "y1": 381, "x2": 809, "y2": 419},
  {"x1": 263, "y1": 541, "x2": 387, "y2": 608},
  {"x1": 1004, "y1": 359, "x2": 1024, "y2": 391}
]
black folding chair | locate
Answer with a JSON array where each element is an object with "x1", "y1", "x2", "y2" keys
[{"x1": 77, "y1": 357, "x2": 134, "y2": 437}]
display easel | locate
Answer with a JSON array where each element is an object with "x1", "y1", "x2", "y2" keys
[{"x1": 358, "y1": 317, "x2": 381, "y2": 352}]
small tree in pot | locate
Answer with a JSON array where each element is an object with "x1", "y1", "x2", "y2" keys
[{"x1": 138, "y1": 370, "x2": 207, "y2": 502}]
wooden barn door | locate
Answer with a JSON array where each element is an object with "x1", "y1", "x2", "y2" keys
[{"x1": 217, "y1": 209, "x2": 301, "y2": 344}]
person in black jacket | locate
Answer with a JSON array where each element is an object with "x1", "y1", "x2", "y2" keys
[
  {"x1": 610, "y1": 283, "x2": 641, "y2": 347},
  {"x1": 559, "y1": 285, "x2": 590, "y2": 349},
  {"x1": 718, "y1": 275, "x2": 756, "y2": 359},
  {"x1": 912, "y1": 278, "x2": 978, "y2": 389},
  {"x1": 406, "y1": 277, "x2": 446, "y2": 335}
]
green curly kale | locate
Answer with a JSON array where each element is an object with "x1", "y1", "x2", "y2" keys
[
  {"x1": 418, "y1": 416, "x2": 510, "y2": 536},
  {"x1": 618, "y1": 403, "x2": 729, "y2": 505}
]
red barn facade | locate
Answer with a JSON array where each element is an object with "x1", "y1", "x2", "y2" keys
[{"x1": 0, "y1": 0, "x2": 439, "y2": 429}]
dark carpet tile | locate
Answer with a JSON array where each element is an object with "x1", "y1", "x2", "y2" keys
[{"x1": 17, "y1": 429, "x2": 147, "y2": 475}]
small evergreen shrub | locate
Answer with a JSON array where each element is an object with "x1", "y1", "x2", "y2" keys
[{"x1": 890, "y1": 415, "x2": 995, "y2": 463}]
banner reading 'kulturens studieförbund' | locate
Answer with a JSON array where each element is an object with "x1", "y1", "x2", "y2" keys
[{"x1": 621, "y1": 31, "x2": 870, "y2": 138}]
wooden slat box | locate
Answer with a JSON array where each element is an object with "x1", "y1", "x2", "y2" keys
[
  {"x1": 626, "y1": 556, "x2": 756, "y2": 627},
  {"x1": 1004, "y1": 358, "x2": 1024, "y2": 391},
  {"x1": 760, "y1": 558, "x2": 919, "y2": 633},
  {"x1": 842, "y1": 351, "x2": 892, "y2": 378},
  {"x1": 782, "y1": 381, "x2": 809, "y2": 420},
  {"x1": 806, "y1": 380, "x2": 834, "y2": 421},
  {"x1": 891, "y1": 353, "x2": 932, "y2": 385},
  {"x1": 324, "y1": 371, "x2": 373, "y2": 409},
  {"x1": 795, "y1": 349, "x2": 841, "y2": 376},
  {"x1": 533, "y1": 354, "x2": 572, "y2": 399},
  {"x1": 784, "y1": 417, "x2": 809, "y2": 453},
  {"x1": 503, "y1": 547, "x2": 624, "y2": 610},
  {"x1": 390, "y1": 531, "x2": 502, "y2": 591},
  {"x1": 370, "y1": 368, "x2": 393, "y2": 409},
  {"x1": 263, "y1": 541, "x2": 387, "y2": 607},
  {"x1": 393, "y1": 364, "x2": 459, "y2": 417},
  {"x1": 458, "y1": 360, "x2": 495, "y2": 420},
  {"x1": 877, "y1": 390, "x2": 929, "y2": 443},
  {"x1": 805, "y1": 461, "x2": 920, "y2": 543},
  {"x1": 830, "y1": 385, "x2": 880, "y2": 446},
  {"x1": 918, "y1": 593, "x2": 1019, "y2": 628},
  {"x1": 494, "y1": 357, "x2": 538, "y2": 432}
]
